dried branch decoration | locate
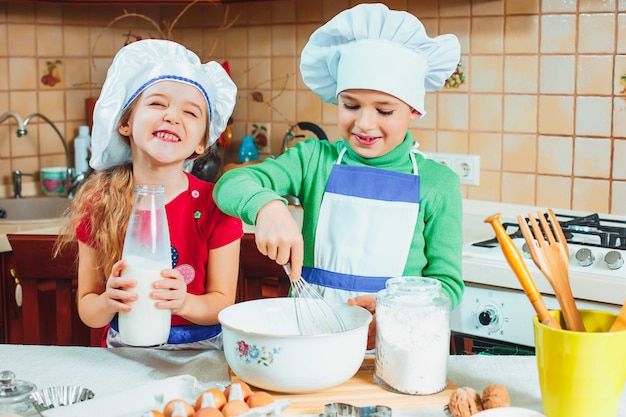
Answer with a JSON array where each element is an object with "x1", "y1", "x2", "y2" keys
[{"x1": 91, "y1": 0, "x2": 239, "y2": 64}]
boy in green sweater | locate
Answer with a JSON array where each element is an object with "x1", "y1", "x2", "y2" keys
[{"x1": 214, "y1": 3, "x2": 464, "y2": 347}]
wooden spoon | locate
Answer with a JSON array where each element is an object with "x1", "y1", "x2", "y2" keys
[
  {"x1": 610, "y1": 299, "x2": 626, "y2": 332},
  {"x1": 485, "y1": 213, "x2": 561, "y2": 329},
  {"x1": 518, "y1": 209, "x2": 585, "y2": 332}
]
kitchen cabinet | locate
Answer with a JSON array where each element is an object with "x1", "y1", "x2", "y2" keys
[
  {"x1": 237, "y1": 233, "x2": 290, "y2": 301},
  {"x1": 5, "y1": 234, "x2": 102, "y2": 346}
]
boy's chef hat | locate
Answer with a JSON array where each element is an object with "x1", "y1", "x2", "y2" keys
[
  {"x1": 90, "y1": 39, "x2": 237, "y2": 170},
  {"x1": 300, "y1": 3, "x2": 460, "y2": 117}
]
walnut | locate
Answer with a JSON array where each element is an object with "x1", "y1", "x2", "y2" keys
[
  {"x1": 445, "y1": 387, "x2": 484, "y2": 417},
  {"x1": 481, "y1": 384, "x2": 511, "y2": 409}
]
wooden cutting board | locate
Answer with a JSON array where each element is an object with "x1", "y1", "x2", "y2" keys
[{"x1": 232, "y1": 356, "x2": 456, "y2": 415}]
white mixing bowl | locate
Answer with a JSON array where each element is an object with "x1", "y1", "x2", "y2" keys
[{"x1": 218, "y1": 297, "x2": 372, "y2": 393}]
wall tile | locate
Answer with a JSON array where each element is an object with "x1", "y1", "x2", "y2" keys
[
  {"x1": 614, "y1": 99, "x2": 626, "y2": 138},
  {"x1": 469, "y1": 132, "x2": 501, "y2": 170},
  {"x1": 611, "y1": 181, "x2": 626, "y2": 215},
  {"x1": 414, "y1": 129, "x2": 436, "y2": 152},
  {"x1": 577, "y1": 55, "x2": 614, "y2": 95},
  {"x1": 436, "y1": 130, "x2": 469, "y2": 154},
  {"x1": 473, "y1": 0, "x2": 504, "y2": 16},
  {"x1": 249, "y1": 26, "x2": 272, "y2": 57},
  {"x1": 469, "y1": 55, "x2": 503, "y2": 93},
  {"x1": 407, "y1": 0, "x2": 438, "y2": 18},
  {"x1": 505, "y1": 0, "x2": 539, "y2": 14},
  {"x1": 504, "y1": 15, "x2": 539, "y2": 54},
  {"x1": 36, "y1": 25, "x2": 63, "y2": 56},
  {"x1": 469, "y1": 94, "x2": 502, "y2": 132},
  {"x1": 575, "y1": 96, "x2": 612, "y2": 137},
  {"x1": 470, "y1": 17, "x2": 504, "y2": 54},
  {"x1": 537, "y1": 135, "x2": 573, "y2": 176},
  {"x1": 501, "y1": 172, "x2": 535, "y2": 205},
  {"x1": 9, "y1": 57, "x2": 37, "y2": 90},
  {"x1": 572, "y1": 178, "x2": 610, "y2": 213},
  {"x1": 540, "y1": 14, "x2": 576, "y2": 54},
  {"x1": 437, "y1": 94, "x2": 469, "y2": 131},
  {"x1": 272, "y1": 24, "x2": 296, "y2": 56},
  {"x1": 613, "y1": 139, "x2": 626, "y2": 179},
  {"x1": 502, "y1": 133, "x2": 536, "y2": 173},
  {"x1": 536, "y1": 175, "x2": 572, "y2": 209},
  {"x1": 8, "y1": 23, "x2": 36, "y2": 56},
  {"x1": 618, "y1": 14, "x2": 626, "y2": 54},
  {"x1": 415, "y1": 94, "x2": 437, "y2": 130},
  {"x1": 296, "y1": 89, "x2": 322, "y2": 123},
  {"x1": 578, "y1": 14, "x2": 615, "y2": 54},
  {"x1": 440, "y1": 18, "x2": 470, "y2": 54},
  {"x1": 580, "y1": 0, "x2": 616, "y2": 12},
  {"x1": 542, "y1": 0, "x2": 577, "y2": 13},
  {"x1": 540, "y1": 55, "x2": 575, "y2": 94},
  {"x1": 574, "y1": 137, "x2": 611, "y2": 178},
  {"x1": 468, "y1": 170, "x2": 500, "y2": 201},
  {"x1": 247, "y1": 57, "x2": 271, "y2": 90},
  {"x1": 504, "y1": 56, "x2": 538, "y2": 94},
  {"x1": 538, "y1": 96, "x2": 574, "y2": 135},
  {"x1": 503, "y1": 95, "x2": 537, "y2": 133}
]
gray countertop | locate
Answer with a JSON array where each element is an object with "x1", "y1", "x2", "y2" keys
[{"x1": 3, "y1": 345, "x2": 625, "y2": 416}]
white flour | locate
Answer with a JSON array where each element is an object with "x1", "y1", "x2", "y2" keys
[{"x1": 374, "y1": 301, "x2": 450, "y2": 394}]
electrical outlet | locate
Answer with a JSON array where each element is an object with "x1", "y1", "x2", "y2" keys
[{"x1": 427, "y1": 152, "x2": 481, "y2": 186}]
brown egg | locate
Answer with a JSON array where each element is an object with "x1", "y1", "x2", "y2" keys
[
  {"x1": 221, "y1": 399, "x2": 250, "y2": 417},
  {"x1": 223, "y1": 382, "x2": 252, "y2": 401},
  {"x1": 246, "y1": 391, "x2": 274, "y2": 408},
  {"x1": 194, "y1": 388, "x2": 227, "y2": 411},
  {"x1": 195, "y1": 407, "x2": 225, "y2": 417},
  {"x1": 163, "y1": 399, "x2": 196, "y2": 417}
]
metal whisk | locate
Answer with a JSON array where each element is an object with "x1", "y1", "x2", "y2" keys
[{"x1": 284, "y1": 264, "x2": 346, "y2": 335}]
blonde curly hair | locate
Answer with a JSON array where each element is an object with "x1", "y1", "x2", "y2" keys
[{"x1": 55, "y1": 164, "x2": 135, "y2": 281}]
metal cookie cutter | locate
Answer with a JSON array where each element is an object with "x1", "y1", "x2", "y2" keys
[{"x1": 320, "y1": 403, "x2": 392, "y2": 417}]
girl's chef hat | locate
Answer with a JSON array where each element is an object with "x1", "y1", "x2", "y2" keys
[
  {"x1": 300, "y1": 3, "x2": 460, "y2": 117},
  {"x1": 90, "y1": 39, "x2": 237, "y2": 170}
]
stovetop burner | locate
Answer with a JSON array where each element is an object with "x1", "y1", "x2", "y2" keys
[{"x1": 472, "y1": 212, "x2": 626, "y2": 250}]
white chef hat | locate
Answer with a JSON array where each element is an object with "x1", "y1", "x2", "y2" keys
[
  {"x1": 90, "y1": 39, "x2": 237, "y2": 170},
  {"x1": 300, "y1": 3, "x2": 460, "y2": 117}
]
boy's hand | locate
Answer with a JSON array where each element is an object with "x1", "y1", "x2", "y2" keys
[
  {"x1": 348, "y1": 295, "x2": 377, "y2": 350},
  {"x1": 255, "y1": 200, "x2": 304, "y2": 281}
]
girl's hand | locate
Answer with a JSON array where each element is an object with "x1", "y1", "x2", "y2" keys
[
  {"x1": 152, "y1": 269, "x2": 188, "y2": 314},
  {"x1": 348, "y1": 295, "x2": 377, "y2": 350},
  {"x1": 255, "y1": 200, "x2": 304, "y2": 281},
  {"x1": 104, "y1": 259, "x2": 138, "y2": 313}
]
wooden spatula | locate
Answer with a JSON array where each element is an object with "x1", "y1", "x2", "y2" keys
[{"x1": 610, "y1": 299, "x2": 626, "y2": 332}]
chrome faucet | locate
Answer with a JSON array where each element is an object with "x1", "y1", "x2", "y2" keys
[
  {"x1": 13, "y1": 170, "x2": 34, "y2": 199},
  {"x1": 0, "y1": 111, "x2": 27, "y2": 137},
  {"x1": 2, "y1": 111, "x2": 87, "y2": 198}
]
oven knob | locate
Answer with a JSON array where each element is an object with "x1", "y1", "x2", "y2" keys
[
  {"x1": 575, "y1": 248, "x2": 595, "y2": 267},
  {"x1": 476, "y1": 306, "x2": 502, "y2": 332},
  {"x1": 604, "y1": 251, "x2": 624, "y2": 270}
]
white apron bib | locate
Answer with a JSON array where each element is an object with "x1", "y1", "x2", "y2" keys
[{"x1": 303, "y1": 147, "x2": 420, "y2": 302}]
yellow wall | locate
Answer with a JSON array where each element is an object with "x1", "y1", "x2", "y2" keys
[{"x1": 1, "y1": 0, "x2": 625, "y2": 214}]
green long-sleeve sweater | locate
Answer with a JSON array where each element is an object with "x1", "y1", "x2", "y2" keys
[{"x1": 214, "y1": 132, "x2": 464, "y2": 308}]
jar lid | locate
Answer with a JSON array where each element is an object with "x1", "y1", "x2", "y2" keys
[{"x1": 0, "y1": 370, "x2": 37, "y2": 404}]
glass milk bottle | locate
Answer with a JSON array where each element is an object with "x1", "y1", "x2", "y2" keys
[
  {"x1": 374, "y1": 276, "x2": 451, "y2": 395},
  {"x1": 119, "y1": 184, "x2": 172, "y2": 346}
]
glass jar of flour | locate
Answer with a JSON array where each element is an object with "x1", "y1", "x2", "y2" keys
[{"x1": 374, "y1": 276, "x2": 451, "y2": 395}]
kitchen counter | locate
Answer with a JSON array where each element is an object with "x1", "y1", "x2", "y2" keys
[{"x1": 3, "y1": 344, "x2": 625, "y2": 416}]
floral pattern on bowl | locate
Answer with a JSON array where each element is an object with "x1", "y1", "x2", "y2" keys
[{"x1": 236, "y1": 340, "x2": 281, "y2": 367}]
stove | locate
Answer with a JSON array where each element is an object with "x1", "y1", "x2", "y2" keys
[{"x1": 451, "y1": 201, "x2": 624, "y2": 352}]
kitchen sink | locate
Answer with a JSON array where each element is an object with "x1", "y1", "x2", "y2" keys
[{"x1": 0, "y1": 197, "x2": 70, "y2": 221}]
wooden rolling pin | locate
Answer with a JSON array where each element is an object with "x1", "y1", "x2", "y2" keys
[{"x1": 485, "y1": 213, "x2": 561, "y2": 329}]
